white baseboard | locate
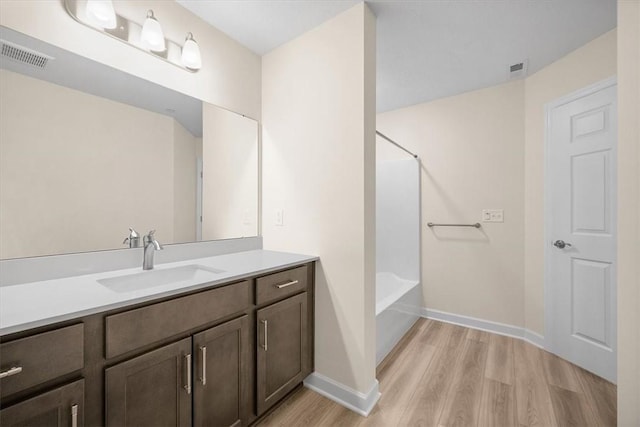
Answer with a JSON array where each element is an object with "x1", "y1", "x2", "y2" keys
[
  {"x1": 303, "y1": 372, "x2": 380, "y2": 417},
  {"x1": 422, "y1": 308, "x2": 545, "y2": 349}
]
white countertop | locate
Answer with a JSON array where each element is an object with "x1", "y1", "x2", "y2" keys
[{"x1": 0, "y1": 250, "x2": 317, "y2": 337}]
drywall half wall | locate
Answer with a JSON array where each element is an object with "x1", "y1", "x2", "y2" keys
[
  {"x1": 0, "y1": 0, "x2": 260, "y2": 119},
  {"x1": 377, "y1": 80, "x2": 526, "y2": 328},
  {"x1": 524, "y1": 29, "x2": 617, "y2": 335},
  {"x1": 262, "y1": 1, "x2": 378, "y2": 407},
  {"x1": 617, "y1": 1, "x2": 640, "y2": 424},
  {"x1": 0, "y1": 69, "x2": 198, "y2": 258}
]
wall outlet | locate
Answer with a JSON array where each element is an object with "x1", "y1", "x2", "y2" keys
[
  {"x1": 275, "y1": 209, "x2": 284, "y2": 226},
  {"x1": 482, "y1": 209, "x2": 504, "y2": 222},
  {"x1": 243, "y1": 209, "x2": 251, "y2": 225}
]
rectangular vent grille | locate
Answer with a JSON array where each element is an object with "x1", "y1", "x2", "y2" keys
[
  {"x1": 508, "y1": 59, "x2": 528, "y2": 80},
  {"x1": 510, "y1": 63, "x2": 524, "y2": 73},
  {"x1": 1, "y1": 40, "x2": 52, "y2": 69}
]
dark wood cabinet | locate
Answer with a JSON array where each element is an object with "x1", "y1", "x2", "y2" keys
[
  {"x1": 0, "y1": 324, "x2": 84, "y2": 399},
  {"x1": 1, "y1": 262, "x2": 315, "y2": 427},
  {"x1": 193, "y1": 315, "x2": 249, "y2": 427},
  {"x1": 105, "y1": 338, "x2": 192, "y2": 427},
  {"x1": 0, "y1": 379, "x2": 84, "y2": 427},
  {"x1": 256, "y1": 292, "x2": 308, "y2": 415}
]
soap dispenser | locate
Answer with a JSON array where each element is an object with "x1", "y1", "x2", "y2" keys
[{"x1": 123, "y1": 227, "x2": 140, "y2": 248}]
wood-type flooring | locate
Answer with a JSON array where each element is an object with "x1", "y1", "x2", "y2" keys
[{"x1": 257, "y1": 318, "x2": 616, "y2": 427}]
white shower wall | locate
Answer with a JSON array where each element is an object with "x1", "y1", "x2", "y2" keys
[
  {"x1": 375, "y1": 157, "x2": 421, "y2": 364},
  {"x1": 376, "y1": 159, "x2": 420, "y2": 281}
]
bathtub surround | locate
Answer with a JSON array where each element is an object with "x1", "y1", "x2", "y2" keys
[
  {"x1": 375, "y1": 158, "x2": 422, "y2": 364},
  {"x1": 375, "y1": 159, "x2": 420, "y2": 282},
  {"x1": 262, "y1": 3, "x2": 378, "y2": 414}
]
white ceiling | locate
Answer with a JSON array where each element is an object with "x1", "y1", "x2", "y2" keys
[{"x1": 177, "y1": 0, "x2": 616, "y2": 112}]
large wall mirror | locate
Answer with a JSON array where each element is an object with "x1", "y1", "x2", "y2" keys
[{"x1": 0, "y1": 26, "x2": 259, "y2": 260}]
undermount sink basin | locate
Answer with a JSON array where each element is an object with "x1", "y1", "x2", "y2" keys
[{"x1": 97, "y1": 265, "x2": 225, "y2": 293}]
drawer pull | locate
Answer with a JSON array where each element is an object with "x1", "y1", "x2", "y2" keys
[
  {"x1": 199, "y1": 346, "x2": 207, "y2": 386},
  {"x1": 0, "y1": 366, "x2": 22, "y2": 379},
  {"x1": 275, "y1": 280, "x2": 299, "y2": 289},
  {"x1": 71, "y1": 404, "x2": 78, "y2": 427},
  {"x1": 184, "y1": 354, "x2": 192, "y2": 394},
  {"x1": 261, "y1": 320, "x2": 268, "y2": 351}
]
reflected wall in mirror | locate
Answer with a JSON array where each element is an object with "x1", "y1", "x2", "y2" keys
[
  {"x1": 0, "y1": 26, "x2": 259, "y2": 260},
  {"x1": 202, "y1": 104, "x2": 258, "y2": 241}
]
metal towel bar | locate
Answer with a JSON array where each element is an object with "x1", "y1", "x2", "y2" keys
[{"x1": 427, "y1": 222, "x2": 481, "y2": 228}]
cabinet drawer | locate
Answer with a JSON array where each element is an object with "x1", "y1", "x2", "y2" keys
[
  {"x1": 0, "y1": 324, "x2": 84, "y2": 398},
  {"x1": 0, "y1": 379, "x2": 84, "y2": 427},
  {"x1": 105, "y1": 280, "x2": 250, "y2": 359},
  {"x1": 256, "y1": 265, "x2": 308, "y2": 305}
]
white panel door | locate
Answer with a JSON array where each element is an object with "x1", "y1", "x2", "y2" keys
[{"x1": 546, "y1": 79, "x2": 617, "y2": 383}]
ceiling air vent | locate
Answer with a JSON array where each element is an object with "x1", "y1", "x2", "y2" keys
[
  {"x1": 508, "y1": 59, "x2": 528, "y2": 80},
  {"x1": 0, "y1": 40, "x2": 53, "y2": 69}
]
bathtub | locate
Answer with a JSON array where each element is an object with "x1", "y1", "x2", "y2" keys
[{"x1": 376, "y1": 272, "x2": 422, "y2": 365}]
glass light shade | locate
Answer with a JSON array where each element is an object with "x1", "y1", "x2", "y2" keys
[
  {"x1": 140, "y1": 10, "x2": 166, "y2": 52},
  {"x1": 181, "y1": 33, "x2": 202, "y2": 70},
  {"x1": 85, "y1": 0, "x2": 117, "y2": 29}
]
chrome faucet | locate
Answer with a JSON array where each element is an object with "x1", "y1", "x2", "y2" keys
[
  {"x1": 123, "y1": 227, "x2": 140, "y2": 248},
  {"x1": 142, "y1": 230, "x2": 163, "y2": 270}
]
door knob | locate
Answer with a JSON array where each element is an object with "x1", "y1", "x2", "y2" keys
[{"x1": 553, "y1": 240, "x2": 572, "y2": 249}]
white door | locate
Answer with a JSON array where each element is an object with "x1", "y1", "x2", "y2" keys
[{"x1": 546, "y1": 78, "x2": 617, "y2": 383}]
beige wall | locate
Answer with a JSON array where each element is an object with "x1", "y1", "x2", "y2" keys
[
  {"x1": 524, "y1": 30, "x2": 617, "y2": 334},
  {"x1": 173, "y1": 123, "x2": 200, "y2": 244},
  {"x1": 0, "y1": 0, "x2": 261, "y2": 119},
  {"x1": 617, "y1": 1, "x2": 640, "y2": 424},
  {"x1": 262, "y1": 3, "x2": 377, "y2": 394},
  {"x1": 378, "y1": 80, "x2": 526, "y2": 327},
  {"x1": 376, "y1": 30, "x2": 617, "y2": 333},
  {"x1": 202, "y1": 103, "x2": 259, "y2": 240},
  {"x1": 0, "y1": 69, "x2": 197, "y2": 258}
]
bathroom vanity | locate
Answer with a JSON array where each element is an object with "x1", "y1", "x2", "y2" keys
[{"x1": 0, "y1": 250, "x2": 316, "y2": 427}]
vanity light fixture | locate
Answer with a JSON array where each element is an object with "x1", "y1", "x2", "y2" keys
[
  {"x1": 181, "y1": 33, "x2": 202, "y2": 70},
  {"x1": 64, "y1": 0, "x2": 199, "y2": 72},
  {"x1": 140, "y1": 10, "x2": 166, "y2": 52},
  {"x1": 85, "y1": 0, "x2": 117, "y2": 29}
]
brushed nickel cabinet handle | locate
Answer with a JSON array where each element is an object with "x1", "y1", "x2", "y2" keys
[
  {"x1": 199, "y1": 346, "x2": 207, "y2": 386},
  {"x1": 0, "y1": 366, "x2": 22, "y2": 379},
  {"x1": 184, "y1": 354, "x2": 192, "y2": 394},
  {"x1": 275, "y1": 280, "x2": 299, "y2": 289},
  {"x1": 71, "y1": 404, "x2": 78, "y2": 427},
  {"x1": 261, "y1": 320, "x2": 268, "y2": 351}
]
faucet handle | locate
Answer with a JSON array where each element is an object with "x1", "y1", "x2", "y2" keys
[{"x1": 144, "y1": 230, "x2": 162, "y2": 249}]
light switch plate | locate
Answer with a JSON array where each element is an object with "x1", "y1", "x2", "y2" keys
[
  {"x1": 482, "y1": 209, "x2": 504, "y2": 222},
  {"x1": 275, "y1": 209, "x2": 284, "y2": 226}
]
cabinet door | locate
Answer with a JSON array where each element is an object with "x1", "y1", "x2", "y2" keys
[
  {"x1": 256, "y1": 292, "x2": 308, "y2": 415},
  {"x1": 193, "y1": 315, "x2": 249, "y2": 427},
  {"x1": 105, "y1": 338, "x2": 192, "y2": 427},
  {"x1": 0, "y1": 379, "x2": 84, "y2": 427}
]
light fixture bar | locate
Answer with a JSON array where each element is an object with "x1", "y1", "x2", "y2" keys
[{"x1": 63, "y1": 0, "x2": 198, "y2": 73}]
